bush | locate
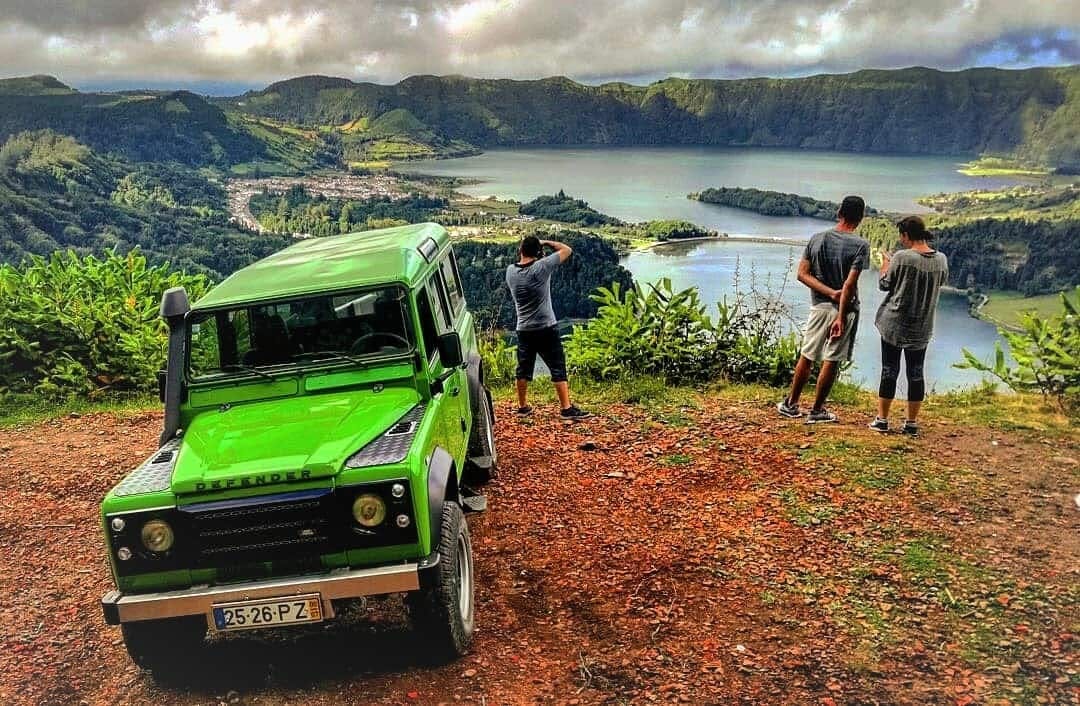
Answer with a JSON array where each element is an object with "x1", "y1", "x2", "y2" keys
[
  {"x1": 565, "y1": 278, "x2": 797, "y2": 386},
  {"x1": 0, "y1": 249, "x2": 209, "y2": 397},
  {"x1": 956, "y1": 286, "x2": 1080, "y2": 416},
  {"x1": 478, "y1": 329, "x2": 517, "y2": 387}
]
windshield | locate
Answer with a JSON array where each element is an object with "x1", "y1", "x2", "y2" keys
[{"x1": 188, "y1": 286, "x2": 413, "y2": 379}]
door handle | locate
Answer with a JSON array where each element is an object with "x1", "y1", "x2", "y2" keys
[{"x1": 450, "y1": 387, "x2": 461, "y2": 397}]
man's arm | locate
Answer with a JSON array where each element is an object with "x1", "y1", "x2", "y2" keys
[
  {"x1": 797, "y1": 258, "x2": 841, "y2": 303},
  {"x1": 541, "y1": 239, "x2": 572, "y2": 263},
  {"x1": 829, "y1": 267, "x2": 861, "y2": 340}
]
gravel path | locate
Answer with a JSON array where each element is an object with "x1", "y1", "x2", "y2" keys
[{"x1": 0, "y1": 397, "x2": 1076, "y2": 705}]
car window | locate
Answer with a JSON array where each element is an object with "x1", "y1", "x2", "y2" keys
[
  {"x1": 439, "y1": 254, "x2": 465, "y2": 316},
  {"x1": 430, "y1": 271, "x2": 453, "y2": 331},
  {"x1": 416, "y1": 284, "x2": 442, "y2": 363},
  {"x1": 188, "y1": 286, "x2": 413, "y2": 378}
]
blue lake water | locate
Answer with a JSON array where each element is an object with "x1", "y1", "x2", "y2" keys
[{"x1": 404, "y1": 147, "x2": 1018, "y2": 390}]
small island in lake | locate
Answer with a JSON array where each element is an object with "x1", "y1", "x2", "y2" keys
[{"x1": 689, "y1": 186, "x2": 880, "y2": 220}]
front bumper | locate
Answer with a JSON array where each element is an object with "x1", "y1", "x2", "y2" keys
[{"x1": 101, "y1": 558, "x2": 435, "y2": 625}]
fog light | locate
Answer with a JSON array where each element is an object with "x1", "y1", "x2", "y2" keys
[
  {"x1": 391, "y1": 483, "x2": 406, "y2": 498},
  {"x1": 395, "y1": 514, "x2": 411, "y2": 528},
  {"x1": 117, "y1": 547, "x2": 132, "y2": 561},
  {"x1": 110, "y1": 517, "x2": 126, "y2": 532},
  {"x1": 352, "y1": 493, "x2": 387, "y2": 527},
  {"x1": 140, "y1": 519, "x2": 174, "y2": 553}
]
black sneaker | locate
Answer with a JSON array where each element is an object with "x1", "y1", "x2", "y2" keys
[
  {"x1": 560, "y1": 405, "x2": 591, "y2": 420},
  {"x1": 776, "y1": 399, "x2": 802, "y2": 418},
  {"x1": 516, "y1": 406, "x2": 533, "y2": 416},
  {"x1": 901, "y1": 421, "x2": 919, "y2": 437},
  {"x1": 805, "y1": 408, "x2": 838, "y2": 424},
  {"x1": 868, "y1": 417, "x2": 889, "y2": 433}
]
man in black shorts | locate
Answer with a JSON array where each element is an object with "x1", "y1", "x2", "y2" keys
[{"x1": 506, "y1": 235, "x2": 589, "y2": 419}]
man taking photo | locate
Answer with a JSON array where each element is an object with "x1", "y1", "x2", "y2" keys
[
  {"x1": 777, "y1": 195, "x2": 870, "y2": 423},
  {"x1": 506, "y1": 235, "x2": 590, "y2": 419}
]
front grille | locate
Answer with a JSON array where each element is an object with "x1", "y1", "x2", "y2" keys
[{"x1": 181, "y1": 489, "x2": 340, "y2": 568}]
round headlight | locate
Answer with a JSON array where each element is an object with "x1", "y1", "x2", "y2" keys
[
  {"x1": 117, "y1": 547, "x2": 132, "y2": 561},
  {"x1": 395, "y1": 514, "x2": 411, "y2": 528},
  {"x1": 110, "y1": 517, "x2": 126, "y2": 532},
  {"x1": 391, "y1": 483, "x2": 406, "y2": 499},
  {"x1": 352, "y1": 494, "x2": 387, "y2": 527},
  {"x1": 141, "y1": 519, "x2": 174, "y2": 553}
]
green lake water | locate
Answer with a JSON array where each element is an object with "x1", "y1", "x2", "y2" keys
[{"x1": 405, "y1": 147, "x2": 1020, "y2": 391}]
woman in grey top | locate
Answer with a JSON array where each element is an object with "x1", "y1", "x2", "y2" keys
[{"x1": 869, "y1": 216, "x2": 949, "y2": 436}]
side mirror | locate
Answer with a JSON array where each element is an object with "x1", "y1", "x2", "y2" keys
[{"x1": 436, "y1": 332, "x2": 464, "y2": 368}]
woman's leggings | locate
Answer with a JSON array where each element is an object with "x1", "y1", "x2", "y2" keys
[{"x1": 879, "y1": 339, "x2": 927, "y2": 402}]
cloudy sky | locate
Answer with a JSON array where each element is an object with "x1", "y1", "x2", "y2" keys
[{"x1": 1, "y1": 0, "x2": 1078, "y2": 93}]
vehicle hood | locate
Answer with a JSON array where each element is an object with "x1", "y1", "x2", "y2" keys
[{"x1": 170, "y1": 387, "x2": 421, "y2": 495}]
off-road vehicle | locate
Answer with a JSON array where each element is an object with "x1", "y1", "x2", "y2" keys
[{"x1": 99, "y1": 223, "x2": 497, "y2": 671}]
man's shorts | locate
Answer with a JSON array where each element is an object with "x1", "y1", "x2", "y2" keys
[
  {"x1": 515, "y1": 325, "x2": 567, "y2": 383},
  {"x1": 800, "y1": 303, "x2": 859, "y2": 363}
]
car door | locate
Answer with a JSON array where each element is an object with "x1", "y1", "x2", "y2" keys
[{"x1": 420, "y1": 271, "x2": 468, "y2": 464}]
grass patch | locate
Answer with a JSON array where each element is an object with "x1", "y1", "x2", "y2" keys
[
  {"x1": 795, "y1": 437, "x2": 910, "y2": 490},
  {"x1": 956, "y1": 157, "x2": 1049, "y2": 178},
  {"x1": 777, "y1": 488, "x2": 839, "y2": 526},
  {"x1": 661, "y1": 453, "x2": 694, "y2": 466},
  {"x1": 0, "y1": 393, "x2": 157, "y2": 427},
  {"x1": 980, "y1": 289, "x2": 1067, "y2": 329},
  {"x1": 927, "y1": 383, "x2": 1074, "y2": 436}
]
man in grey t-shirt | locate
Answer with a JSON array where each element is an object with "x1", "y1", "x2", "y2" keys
[
  {"x1": 506, "y1": 235, "x2": 589, "y2": 419},
  {"x1": 777, "y1": 195, "x2": 870, "y2": 424}
]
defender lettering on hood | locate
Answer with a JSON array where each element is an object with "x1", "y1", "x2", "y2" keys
[{"x1": 193, "y1": 469, "x2": 312, "y2": 492}]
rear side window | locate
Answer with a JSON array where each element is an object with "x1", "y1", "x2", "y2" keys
[
  {"x1": 430, "y1": 272, "x2": 453, "y2": 330},
  {"x1": 417, "y1": 285, "x2": 441, "y2": 363},
  {"x1": 439, "y1": 254, "x2": 465, "y2": 316}
]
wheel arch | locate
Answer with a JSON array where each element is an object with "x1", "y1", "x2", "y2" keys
[{"x1": 426, "y1": 446, "x2": 459, "y2": 553}]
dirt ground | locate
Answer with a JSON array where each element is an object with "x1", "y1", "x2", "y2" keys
[{"x1": 0, "y1": 393, "x2": 1077, "y2": 705}]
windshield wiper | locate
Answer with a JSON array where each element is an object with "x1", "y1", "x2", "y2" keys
[
  {"x1": 219, "y1": 364, "x2": 276, "y2": 381},
  {"x1": 292, "y1": 350, "x2": 368, "y2": 366}
]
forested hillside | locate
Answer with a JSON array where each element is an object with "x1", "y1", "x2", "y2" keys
[
  {"x1": 249, "y1": 186, "x2": 449, "y2": 236},
  {"x1": 455, "y1": 232, "x2": 634, "y2": 328},
  {"x1": 0, "y1": 77, "x2": 266, "y2": 167},
  {"x1": 0, "y1": 130, "x2": 289, "y2": 278},
  {"x1": 228, "y1": 66, "x2": 1080, "y2": 171}
]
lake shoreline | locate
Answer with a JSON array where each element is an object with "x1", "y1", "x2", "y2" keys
[{"x1": 637, "y1": 235, "x2": 804, "y2": 251}]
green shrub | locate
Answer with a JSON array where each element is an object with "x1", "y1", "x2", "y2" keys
[
  {"x1": 956, "y1": 286, "x2": 1080, "y2": 416},
  {"x1": 565, "y1": 278, "x2": 797, "y2": 385},
  {"x1": 0, "y1": 249, "x2": 209, "y2": 397},
  {"x1": 478, "y1": 329, "x2": 517, "y2": 387}
]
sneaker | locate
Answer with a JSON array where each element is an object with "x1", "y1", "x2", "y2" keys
[
  {"x1": 868, "y1": 417, "x2": 890, "y2": 433},
  {"x1": 560, "y1": 405, "x2": 591, "y2": 420},
  {"x1": 516, "y1": 406, "x2": 533, "y2": 416},
  {"x1": 805, "y1": 408, "x2": 838, "y2": 424},
  {"x1": 901, "y1": 421, "x2": 919, "y2": 437},
  {"x1": 776, "y1": 399, "x2": 803, "y2": 418}
]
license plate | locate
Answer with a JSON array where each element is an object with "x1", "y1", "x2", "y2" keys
[{"x1": 211, "y1": 594, "x2": 323, "y2": 632}]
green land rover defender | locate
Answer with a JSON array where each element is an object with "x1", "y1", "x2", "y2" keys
[{"x1": 99, "y1": 223, "x2": 497, "y2": 670}]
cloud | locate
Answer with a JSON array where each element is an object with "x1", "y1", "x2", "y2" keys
[{"x1": 0, "y1": 0, "x2": 1077, "y2": 90}]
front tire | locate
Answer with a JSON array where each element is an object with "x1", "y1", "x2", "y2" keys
[
  {"x1": 121, "y1": 615, "x2": 207, "y2": 672},
  {"x1": 406, "y1": 501, "x2": 474, "y2": 660}
]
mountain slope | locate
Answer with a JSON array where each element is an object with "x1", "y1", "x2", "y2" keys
[
  {"x1": 0, "y1": 130, "x2": 289, "y2": 277},
  {"x1": 227, "y1": 66, "x2": 1080, "y2": 171},
  {"x1": 0, "y1": 77, "x2": 265, "y2": 166}
]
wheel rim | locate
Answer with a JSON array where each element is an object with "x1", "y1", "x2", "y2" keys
[{"x1": 456, "y1": 532, "x2": 472, "y2": 620}]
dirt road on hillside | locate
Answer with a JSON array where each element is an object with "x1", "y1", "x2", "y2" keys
[{"x1": 0, "y1": 397, "x2": 1077, "y2": 705}]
